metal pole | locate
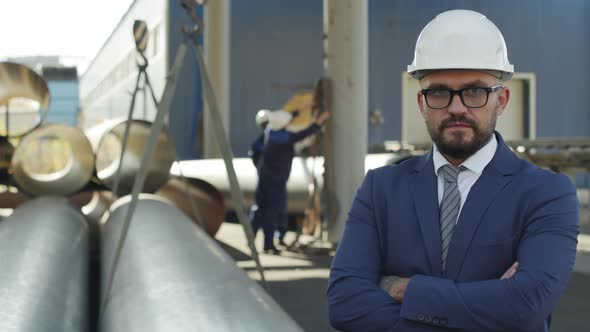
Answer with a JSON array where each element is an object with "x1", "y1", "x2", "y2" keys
[
  {"x1": 203, "y1": 0, "x2": 230, "y2": 158},
  {"x1": 190, "y1": 34, "x2": 267, "y2": 288},
  {"x1": 323, "y1": 0, "x2": 369, "y2": 243},
  {"x1": 183, "y1": 5, "x2": 267, "y2": 287},
  {"x1": 111, "y1": 62, "x2": 146, "y2": 196},
  {"x1": 144, "y1": 73, "x2": 207, "y2": 231}
]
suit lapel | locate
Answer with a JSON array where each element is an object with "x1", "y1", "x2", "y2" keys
[
  {"x1": 409, "y1": 151, "x2": 442, "y2": 277},
  {"x1": 444, "y1": 133, "x2": 520, "y2": 280}
]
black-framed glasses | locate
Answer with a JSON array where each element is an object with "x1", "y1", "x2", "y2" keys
[{"x1": 421, "y1": 85, "x2": 503, "y2": 109}]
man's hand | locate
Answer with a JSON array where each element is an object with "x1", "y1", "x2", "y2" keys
[
  {"x1": 380, "y1": 276, "x2": 411, "y2": 302},
  {"x1": 389, "y1": 278, "x2": 410, "y2": 302},
  {"x1": 315, "y1": 111, "x2": 331, "y2": 126},
  {"x1": 500, "y1": 262, "x2": 519, "y2": 279}
]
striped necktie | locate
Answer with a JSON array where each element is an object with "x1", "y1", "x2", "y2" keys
[{"x1": 439, "y1": 164, "x2": 465, "y2": 271}]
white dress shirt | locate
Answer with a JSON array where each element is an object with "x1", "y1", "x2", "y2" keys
[{"x1": 432, "y1": 133, "x2": 498, "y2": 221}]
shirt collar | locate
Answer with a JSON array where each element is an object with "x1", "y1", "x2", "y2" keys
[{"x1": 433, "y1": 133, "x2": 498, "y2": 175}]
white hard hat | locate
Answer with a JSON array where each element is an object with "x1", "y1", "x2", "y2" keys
[
  {"x1": 407, "y1": 10, "x2": 514, "y2": 81},
  {"x1": 267, "y1": 110, "x2": 293, "y2": 130},
  {"x1": 255, "y1": 109, "x2": 270, "y2": 127}
]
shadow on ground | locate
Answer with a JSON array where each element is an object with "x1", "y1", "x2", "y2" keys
[
  {"x1": 265, "y1": 277, "x2": 334, "y2": 332},
  {"x1": 552, "y1": 272, "x2": 590, "y2": 332}
]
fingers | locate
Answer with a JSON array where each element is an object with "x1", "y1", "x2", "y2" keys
[
  {"x1": 500, "y1": 261, "x2": 519, "y2": 280},
  {"x1": 316, "y1": 112, "x2": 331, "y2": 125},
  {"x1": 379, "y1": 275, "x2": 400, "y2": 293},
  {"x1": 391, "y1": 278, "x2": 411, "y2": 302}
]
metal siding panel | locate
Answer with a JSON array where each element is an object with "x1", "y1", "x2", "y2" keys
[{"x1": 167, "y1": 2, "x2": 203, "y2": 160}]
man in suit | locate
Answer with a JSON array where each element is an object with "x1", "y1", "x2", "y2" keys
[{"x1": 327, "y1": 9, "x2": 579, "y2": 331}]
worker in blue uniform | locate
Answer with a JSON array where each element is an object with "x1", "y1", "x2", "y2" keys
[
  {"x1": 249, "y1": 109, "x2": 287, "y2": 246},
  {"x1": 251, "y1": 109, "x2": 331, "y2": 254},
  {"x1": 249, "y1": 109, "x2": 290, "y2": 247}
]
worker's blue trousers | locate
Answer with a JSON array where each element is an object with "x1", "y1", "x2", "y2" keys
[{"x1": 251, "y1": 177, "x2": 287, "y2": 250}]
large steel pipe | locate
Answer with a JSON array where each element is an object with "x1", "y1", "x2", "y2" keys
[
  {"x1": 11, "y1": 124, "x2": 95, "y2": 196},
  {"x1": 154, "y1": 177, "x2": 226, "y2": 237},
  {"x1": 79, "y1": 191, "x2": 116, "y2": 257},
  {"x1": 0, "y1": 197, "x2": 88, "y2": 332},
  {"x1": 86, "y1": 119, "x2": 174, "y2": 196},
  {"x1": 100, "y1": 195, "x2": 303, "y2": 332},
  {"x1": 0, "y1": 62, "x2": 50, "y2": 137},
  {"x1": 170, "y1": 153, "x2": 399, "y2": 214},
  {"x1": 81, "y1": 191, "x2": 116, "y2": 224}
]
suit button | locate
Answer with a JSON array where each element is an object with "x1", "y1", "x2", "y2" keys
[
  {"x1": 440, "y1": 318, "x2": 448, "y2": 326},
  {"x1": 424, "y1": 315, "x2": 432, "y2": 323},
  {"x1": 432, "y1": 317, "x2": 440, "y2": 325},
  {"x1": 417, "y1": 313, "x2": 425, "y2": 321}
]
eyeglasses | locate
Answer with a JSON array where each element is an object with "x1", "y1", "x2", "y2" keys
[{"x1": 421, "y1": 85, "x2": 503, "y2": 109}]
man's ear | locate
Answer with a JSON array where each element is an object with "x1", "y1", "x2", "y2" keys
[
  {"x1": 496, "y1": 87, "x2": 510, "y2": 116},
  {"x1": 417, "y1": 91, "x2": 427, "y2": 118}
]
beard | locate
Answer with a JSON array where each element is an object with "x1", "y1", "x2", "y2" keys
[{"x1": 426, "y1": 113, "x2": 496, "y2": 160}]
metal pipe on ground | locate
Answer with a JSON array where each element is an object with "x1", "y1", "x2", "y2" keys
[
  {"x1": 78, "y1": 190, "x2": 116, "y2": 259},
  {"x1": 85, "y1": 119, "x2": 175, "y2": 196},
  {"x1": 0, "y1": 61, "x2": 50, "y2": 137},
  {"x1": 100, "y1": 195, "x2": 303, "y2": 332},
  {"x1": 81, "y1": 191, "x2": 116, "y2": 224},
  {"x1": 0, "y1": 188, "x2": 28, "y2": 209},
  {"x1": 0, "y1": 197, "x2": 88, "y2": 332},
  {"x1": 170, "y1": 153, "x2": 401, "y2": 215},
  {"x1": 0, "y1": 187, "x2": 98, "y2": 220},
  {"x1": 154, "y1": 176, "x2": 226, "y2": 237},
  {"x1": 11, "y1": 124, "x2": 95, "y2": 196}
]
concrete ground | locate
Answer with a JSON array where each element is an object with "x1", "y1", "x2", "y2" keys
[{"x1": 216, "y1": 204, "x2": 590, "y2": 332}]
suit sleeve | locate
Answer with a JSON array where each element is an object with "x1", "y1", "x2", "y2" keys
[
  {"x1": 327, "y1": 170, "x2": 404, "y2": 331},
  {"x1": 400, "y1": 173, "x2": 579, "y2": 331}
]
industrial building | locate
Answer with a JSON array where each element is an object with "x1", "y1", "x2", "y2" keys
[{"x1": 80, "y1": 0, "x2": 590, "y2": 160}]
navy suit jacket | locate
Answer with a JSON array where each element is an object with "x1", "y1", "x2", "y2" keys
[{"x1": 328, "y1": 134, "x2": 579, "y2": 332}]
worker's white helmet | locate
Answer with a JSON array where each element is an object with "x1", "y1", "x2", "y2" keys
[
  {"x1": 255, "y1": 109, "x2": 270, "y2": 128},
  {"x1": 267, "y1": 110, "x2": 293, "y2": 130},
  {"x1": 407, "y1": 10, "x2": 514, "y2": 81}
]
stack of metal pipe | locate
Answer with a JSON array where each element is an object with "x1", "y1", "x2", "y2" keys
[{"x1": 0, "y1": 60, "x2": 303, "y2": 331}]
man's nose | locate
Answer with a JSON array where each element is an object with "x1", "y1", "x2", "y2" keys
[{"x1": 447, "y1": 94, "x2": 468, "y2": 114}]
